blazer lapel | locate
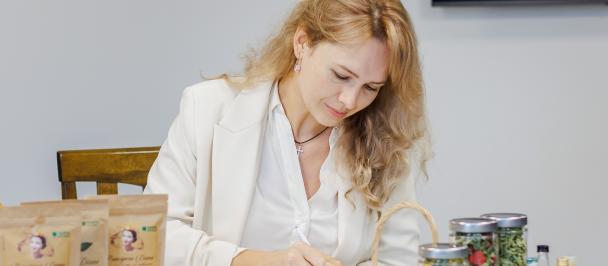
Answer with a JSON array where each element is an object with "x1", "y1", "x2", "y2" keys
[{"x1": 211, "y1": 81, "x2": 274, "y2": 244}]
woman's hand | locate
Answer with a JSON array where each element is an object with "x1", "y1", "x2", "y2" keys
[{"x1": 231, "y1": 241, "x2": 343, "y2": 266}]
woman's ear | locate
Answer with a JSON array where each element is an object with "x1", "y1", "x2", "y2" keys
[{"x1": 293, "y1": 26, "x2": 309, "y2": 59}]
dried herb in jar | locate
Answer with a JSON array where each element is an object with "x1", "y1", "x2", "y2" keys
[{"x1": 481, "y1": 213, "x2": 528, "y2": 266}]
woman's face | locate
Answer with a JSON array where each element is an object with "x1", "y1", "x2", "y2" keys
[
  {"x1": 29, "y1": 236, "x2": 43, "y2": 252},
  {"x1": 121, "y1": 230, "x2": 134, "y2": 246},
  {"x1": 295, "y1": 35, "x2": 390, "y2": 127}
]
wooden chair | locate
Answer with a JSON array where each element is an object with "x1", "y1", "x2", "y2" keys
[{"x1": 57, "y1": 146, "x2": 160, "y2": 199}]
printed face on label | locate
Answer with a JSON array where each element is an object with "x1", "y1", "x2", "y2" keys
[
  {"x1": 29, "y1": 235, "x2": 46, "y2": 259},
  {"x1": 121, "y1": 229, "x2": 136, "y2": 251}
]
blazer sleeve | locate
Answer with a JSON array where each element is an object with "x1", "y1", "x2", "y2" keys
[
  {"x1": 144, "y1": 85, "x2": 239, "y2": 266},
  {"x1": 357, "y1": 171, "x2": 420, "y2": 266}
]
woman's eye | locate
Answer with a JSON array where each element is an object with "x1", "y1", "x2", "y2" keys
[
  {"x1": 333, "y1": 70, "x2": 349, "y2": 80},
  {"x1": 365, "y1": 85, "x2": 378, "y2": 92}
]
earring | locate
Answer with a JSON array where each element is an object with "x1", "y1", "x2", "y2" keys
[{"x1": 294, "y1": 57, "x2": 301, "y2": 72}]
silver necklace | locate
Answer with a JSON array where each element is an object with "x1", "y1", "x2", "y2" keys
[{"x1": 294, "y1": 127, "x2": 329, "y2": 155}]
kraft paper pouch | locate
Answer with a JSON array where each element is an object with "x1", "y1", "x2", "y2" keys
[
  {"x1": 22, "y1": 199, "x2": 109, "y2": 266},
  {"x1": 86, "y1": 194, "x2": 167, "y2": 266},
  {"x1": 0, "y1": 204, "x2": 82, "y2": 266}
]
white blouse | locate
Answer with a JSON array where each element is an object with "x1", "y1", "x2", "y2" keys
[{"x1": 239, "y1": 82, "x2": 339, "y2": 256}]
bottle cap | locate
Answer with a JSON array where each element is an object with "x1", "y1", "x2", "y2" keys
[{"x1": 537, "y1": 245, "x2": 549, "y2": 252}]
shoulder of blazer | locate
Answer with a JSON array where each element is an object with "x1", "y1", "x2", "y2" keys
[
  {"x1": 181, "y1": 78, "x2": 273, "y2": 131},
  {"x1": 184, "y1": 78, "x2": 239, "y2": 114}
]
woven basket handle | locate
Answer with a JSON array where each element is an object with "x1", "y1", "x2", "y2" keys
[{"x1": 370, "y1": 201, "x2": 439, "y2": 266}]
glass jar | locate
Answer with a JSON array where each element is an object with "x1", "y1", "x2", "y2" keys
[
  {"x1": 419, "y1": 243, "x2": 470, "y2": 266},
  {"x1": 450, "y1": 218, "x2": 498, "y2": 266},
  {"x1": 481, "y1": 213, "x2": 528, "y2": 266}
]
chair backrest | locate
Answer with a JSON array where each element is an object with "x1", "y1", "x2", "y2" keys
[{"x1": 57, "y1": 146, "x2": 160, "y2": 199}]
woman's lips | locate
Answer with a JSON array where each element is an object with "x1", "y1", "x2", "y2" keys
[{"x1": 325, "y1": 103, "x2": 347, "y2": 118}]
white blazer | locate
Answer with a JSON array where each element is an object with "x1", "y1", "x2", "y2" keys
[{"x1": 144, "y1": 79, "x2": 420, "y2": 266}]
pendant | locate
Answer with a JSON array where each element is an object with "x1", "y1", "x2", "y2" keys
[{"x1": 296, "y1": 144, "x2": 304, "y2": 155}]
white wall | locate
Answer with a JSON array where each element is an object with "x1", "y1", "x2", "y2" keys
[
  {"x1": 1, "y1": 0, "x2": 606, "y2": 264},
  {"x1": 412, "y1": 3, "x2": 608, "y2": 264}
]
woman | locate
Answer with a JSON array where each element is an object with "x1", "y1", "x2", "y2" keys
[
  {"x1": 110, "y1": 229, "x2": 141, "y2": 252},
  {"x1": 17, "y1": 234, "x2": 52, "y2": 259},
  {"x1": 29, "y1": 235, "x2": 46, "y2": 259},
  {"x1": 121, "y1": 229, "x2": 137, "y2": 252},
  {"x1": 144, "y1": 0, "x2": 431, "y2": 265}
]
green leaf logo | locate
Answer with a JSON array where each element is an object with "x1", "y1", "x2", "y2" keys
[
  {"x1": 81, "y1": 242, "x2": 93, "y2": 252},
  {"x1": 141, "y1": 226, "x2": 157, "y2": 232}
]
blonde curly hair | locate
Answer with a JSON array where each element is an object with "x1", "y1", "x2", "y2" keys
[{"x1": 221, "y1": 0, "x2": 431, "y2": 211}]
